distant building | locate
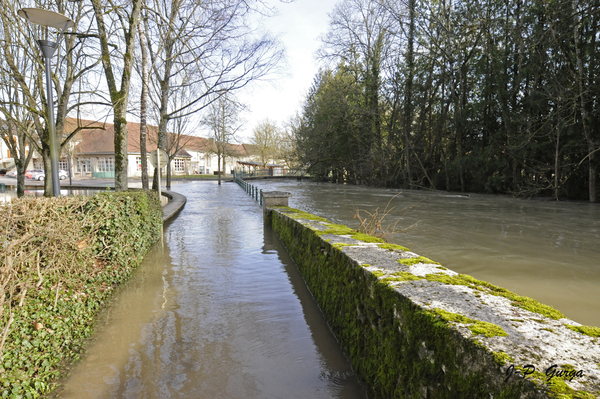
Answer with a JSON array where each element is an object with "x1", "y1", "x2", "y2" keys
[
  {"x1": 64, "y1": 118, "x2": 259, "y2": 178},
  {"x1": 1, "y1": 118, "x2": 280, "y2": 177}
]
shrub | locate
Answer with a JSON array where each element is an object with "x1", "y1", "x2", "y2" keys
[{"x1": 0, "y1": 190, "x2": 162, "y2": 397}]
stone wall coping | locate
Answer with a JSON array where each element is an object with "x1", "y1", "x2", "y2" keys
[{"x1": 261, "y1": 191, "x2": 292, "y2": 198}]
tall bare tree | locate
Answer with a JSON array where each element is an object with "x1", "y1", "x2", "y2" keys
[
  {"x1": 203, "y1": 95, "x2": 243, "y2": 185},
  {"x1": 0, "y1": 0, "x2": 100, "y2": 196},
  {"x1": 319, "y1": 0, "x2": 400, "y2": 183},
  {"x1": 137, "y1": 19, "x2": 150, "y2": 190},
  {"x1": 143, "y1": 0, "x2": 284, "y2": 190},
  {"x1": 91, "y1": 0, "x2": 143, "y2": 191},
  {"x1": 251, "y1": 118, "x2": 281, "y2": 167}
]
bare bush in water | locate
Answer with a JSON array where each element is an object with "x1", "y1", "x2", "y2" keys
[{"x1": 352, "y1": 193, "x2": 419, "y2": 241}]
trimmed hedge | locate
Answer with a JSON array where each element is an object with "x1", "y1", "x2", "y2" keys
[{"x1": 0, "y1": 190, "x2": 162, "y2": 398}]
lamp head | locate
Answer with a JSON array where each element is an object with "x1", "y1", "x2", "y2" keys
[{"x1": 17, "y1": 8, "x2": 74, "y2": 29}]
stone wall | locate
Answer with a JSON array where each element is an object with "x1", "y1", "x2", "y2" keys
[{"x1": 265, "y1": 206, "x2": 600, "y2": 399}]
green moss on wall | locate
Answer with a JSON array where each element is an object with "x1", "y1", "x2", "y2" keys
[
  {"x1": 518, "y1": 368, "x2": 596, "y2": 399},
  {"x1": 397, "y1": 256, "x2": 440, "y2": 266},
  {"x1": 332, "y1": 243, "x2": 357, "y2": 250},
  {"x1": 430, "y1": 308, "x2": 508, "y2": 338},
  {"x1": 350, "y1": 232, "x2": 385, "y2": 243},
  {"x1": 380, "y1": 271, "x2": 423, "y2": 284},
  {"x1": 278, "y1": 207, "x2": 329, "y2": 222},
  {"x1": 378, "y1": 243, "x2": 410, "y2": 252},
  {"x1": 323, "y1": 223, "x2": 356, "y2": 236},
  {"x1": 565, "y1": 324, "x2": 600, "y2": 337},
  {"x1": 423, "y1": 273, "x2": 564, "y2": 320},
  {"x1": 492, "y1": 351, "x2": 513, "y2": 365}
]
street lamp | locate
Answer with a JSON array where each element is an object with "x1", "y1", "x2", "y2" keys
[{"x1": 18, "y1": 8, "x2": 74, "y2": 197}]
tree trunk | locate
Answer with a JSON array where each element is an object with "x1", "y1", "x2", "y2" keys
[
  {"x1": 91, "y1": 0, "x2": 142, "y2": 192},
  {"x1": 217, "y1": 151, "x2": 222, "y2": 185},
  {"x1": 42, "y1": 148, "x2": 53, "y2": 197},
  {"x1": 138, "y1": 22, "x2": 149, "y2": 190},
  {"x1": 167, "y1": 160, "x2": 171, "y2": 190},
  {"x1": 554, "y1": 120, "x2": 560, "y2": 200},
  {"x1": 572, "y1": 0, "x2": 596, "y2": 202},
  {"x1": 113, "y1": 107, "x2": 129, "y2": 191},
  {"x1": 404, "y1": 0, "x2": 416, "y2": 188}
]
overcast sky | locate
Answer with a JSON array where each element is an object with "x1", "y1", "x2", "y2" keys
[{"x1": 235, "y1": 0, "x2": 338, "y2": 141}]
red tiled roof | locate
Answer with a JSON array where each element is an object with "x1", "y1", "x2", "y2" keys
[{"x1": 67, "y1": 118, "x2": 254, "y2": 158}]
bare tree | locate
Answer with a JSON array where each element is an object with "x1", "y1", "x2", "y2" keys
[
  {"x1": 318, "y1": 0, "x2": 401, "y2": 183},
  {"x1": 0, "y1": 0, "x2": 100, "y2": 195},
  {"x1": 0, "y1": 114, "x2": 34, "y2": 198},
  {"x1": 203, "y1": 95, "x2": 243, "y2": 185},
  {"x1": 251, "y1": 118, "x2": 280, "y2": 167},
  {"x1": 143, "y1": 0, "x2": 284, "y2": 190},
  {"x1": 137, "y1": 19, "x2": 150, "y2": 190},
  {"x1": 280, "y1": 114, "x2": 301, "y2": 170},
  {"x1": 91, "y1": 0, "x2": 143, "y2": 191}
]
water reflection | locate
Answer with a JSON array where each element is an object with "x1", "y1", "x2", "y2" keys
[
  {"x1": 252, "y1": 180, "x2": 600, "y2": 327},
  {"x1": 57, "y1": 181, "x2": 365, "y2": 398}
]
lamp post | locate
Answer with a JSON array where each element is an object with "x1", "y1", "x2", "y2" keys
[{"x1": 18, "y1": 8, "x2": 74, "y2": 197}]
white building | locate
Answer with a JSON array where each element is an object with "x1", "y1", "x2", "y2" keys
[
  {"x1": 66, "y1": 118, "x2": 258, "y2": 178},
  {"x1": 2, "y1": 118, "x2": 265, "y2": 177}
]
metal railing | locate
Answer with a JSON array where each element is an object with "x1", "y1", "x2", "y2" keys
[
  {"x1": 234, "y1": 171, "x2": 262, "y2": 206},
  {"x1": 234, "y1": 168, "x2": 306, "y2": 180}
]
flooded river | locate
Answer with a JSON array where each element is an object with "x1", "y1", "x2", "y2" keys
[
  {"x1": 252, "y1": 180, "x2": 600, "y2": 328},
  {"x1": 56, "y1": 181, "x2": 366, "y2": 398}
]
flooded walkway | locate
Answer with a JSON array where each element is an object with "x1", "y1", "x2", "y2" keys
[{"x1": 56, "y1": 182, "x2": 366, "y2": 398}]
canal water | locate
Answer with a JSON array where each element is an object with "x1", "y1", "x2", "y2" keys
[
  {"x1": 251, "y1": 180, "x2": 600, "y2": 328},
  {"x1": 56, "y1": 181, "x2": 366, "y2": 398}
]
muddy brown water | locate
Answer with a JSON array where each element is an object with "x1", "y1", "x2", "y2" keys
[
  {"x1": 251, "y1": 179, "x2": 600, "y2": 328},
  {"x1": 56, "y1": 181, "x2": 366, "y2": 398}
]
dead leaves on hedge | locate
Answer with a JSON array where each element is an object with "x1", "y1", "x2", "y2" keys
[{"x1": 0, "y1": 196, "x2": 106, "y2": 354}]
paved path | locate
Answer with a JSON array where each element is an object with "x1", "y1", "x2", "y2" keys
[{"x1": 161, "y1": 190, "x2": 186, "y2": 222}]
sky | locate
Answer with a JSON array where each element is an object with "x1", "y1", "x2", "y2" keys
[{"x1": 235, "y1": 0, "x2": 339, "y2": 141}]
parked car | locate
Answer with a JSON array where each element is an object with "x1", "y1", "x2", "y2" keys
[
  {"x1": 25, "y1": 169, "x2": 44, "y2": 179},
  {"x1": 29, "y1": 170, "x2": 69, "y2": 181},
  {"x1": 5, "y1": 170, "x2": 17, "y2": 178},
  {"x1": 29, "y1": 171, "x2": 45, "y2": 181}
]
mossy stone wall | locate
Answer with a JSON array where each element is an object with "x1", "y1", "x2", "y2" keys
[{"x1": 265, "y1": 206, "x2": 599, "y2": 399}]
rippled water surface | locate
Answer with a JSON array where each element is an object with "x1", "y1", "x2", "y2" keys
[
  {"x1": 252, "y1": 180, "x2": 600, "y2": 327},
  {"x1": 57, "y1": 181, "x2": 366, "y2": 398}
]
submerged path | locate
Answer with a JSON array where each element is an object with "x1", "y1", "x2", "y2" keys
[{"x1": 56, "y1": 181, "x2": 365, "y2": 398}]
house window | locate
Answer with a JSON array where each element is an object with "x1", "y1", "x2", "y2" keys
[
  {"x1": 136, "y1": 157, "x2": 142, "y2": 171},
  {"x1": 77, "y1": 158, "x2": 91, "y2": 173},
  {"x1": 174, "y1": 158, "x2": 185, "y2": 172},
  {"x1": 59, "y1": 161, "x2": 68, "y2": 170},
  {"x1": 97, "y1": 157, "x2": 114, "y2": 172}
]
